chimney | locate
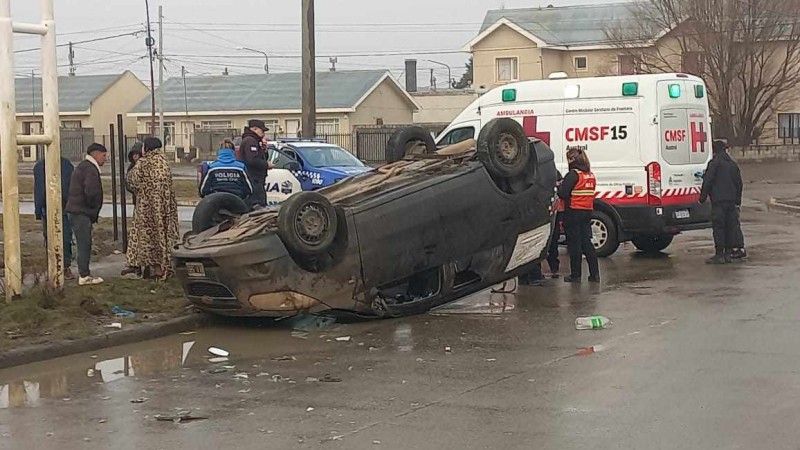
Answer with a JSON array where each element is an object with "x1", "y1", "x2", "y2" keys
[{"x1": 405, "y1": 59, "x2": 417, "y2": 93}]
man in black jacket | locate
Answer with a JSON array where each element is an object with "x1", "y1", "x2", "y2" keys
[
  {"x1": 66, "y1": 143, "x2": 107, "y2": 285},
  {"x1": 238, "y1": 119, "x2": 269, "y2": 207},
  {"x1": 700, "y1": 140, "x2": 743, "y2": 264},
  {"x1": 34, "y1": 156, "x2": 75, "y2": 279}
]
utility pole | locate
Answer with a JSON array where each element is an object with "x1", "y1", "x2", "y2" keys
[
  {"x1": 68, "y1": 41, "x2": 75, "y2": 76},
  {"x1": 144, "y1": 0, "x2": 156, "y2": 135},
  {"x1": 158, "y1": 5, "x2": 165, "y2": 148},
  {"x1": 301, "y1": 0, "x2": 316, "y2": 139},
  {"x1": 181, "y1": 65, "x2": 188, "y2": 117},
  {"x1": 329, "y1": 57, "x2": 337, "y2": 72}
]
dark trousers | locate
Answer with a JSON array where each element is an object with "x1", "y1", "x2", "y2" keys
[
  {"x1": 564, "y1": 210, "x2": 599, "y2": 279},
  {"x1": 249, "y1": 176, "x2": 267, "y2": 207},
  {"x1": 547, "y1": 213, "x2": 563, "y2": 274},
  {"x1": 42, "y1": 213, "x2": 73, "y2": 267},
  {"x1": 69, "y1": 213, "x2": 93, "y2": 277},
  {"x1": 711, "y1": 201, "x2": 740, "y2": 253}
]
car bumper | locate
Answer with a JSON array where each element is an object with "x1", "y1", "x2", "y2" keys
[
  {"x1": 616, "y1": 202, "x2": 712, "y2": 236},
  {"x1": 173, "y1": 234, "x2": 352, "y2": 317}
]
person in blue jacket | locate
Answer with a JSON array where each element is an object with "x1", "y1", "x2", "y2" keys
[
  {"x1": 34, "y1": 156, "x2": 76, "y2": 279},
  {"x1": 199, "y1": 139, "x2": 254, "y2": 201}
]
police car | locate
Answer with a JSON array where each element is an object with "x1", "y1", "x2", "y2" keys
[{"x1": 264, "y1": 139, "x2": 372, "y2": 205}]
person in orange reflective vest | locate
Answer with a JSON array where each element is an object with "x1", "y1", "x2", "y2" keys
[{"x1": 558, "y1": 149, "x2": 600, "y2": 283}]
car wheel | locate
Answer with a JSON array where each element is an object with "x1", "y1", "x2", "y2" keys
[
  {"x1": 277, "y1": 191, "x2": 338, "y2": 256},
  {"x1": 192, "y1": 192, "x2": 251, "y2": 233},
  {"x1": 386, "y1": 127, "x2": 436, "y2": 164},
  {"x1": 477, "y1": 118, "x2": 530, "y2": 179},
  {"x1": 632, "y1": 233, "x2": 674, "y2": 253},
  {"x1": 591, "y1": 211, "x2": 620, "y2": 257}
]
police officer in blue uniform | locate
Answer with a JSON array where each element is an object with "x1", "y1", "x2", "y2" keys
[{"x1": 200, "y1": 139, "x2": 253, "y2": 201}]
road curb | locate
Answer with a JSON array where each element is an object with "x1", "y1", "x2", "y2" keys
[
  {"x1": 768, "y1": 198, "x2": 800, "y2": 215},
  {"x1": 0, "y1": 313, "x2": 214, "y2": 370}
]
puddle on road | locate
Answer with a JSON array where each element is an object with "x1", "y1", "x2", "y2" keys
[{"x1": 430, "y1": 280, "x2": 518, "y2": 315}]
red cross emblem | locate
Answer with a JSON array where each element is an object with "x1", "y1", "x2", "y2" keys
[
  {"x1": 522, "y1": 116, "x2": 551, "y2": 146},
  {"x1": 690, "y1": 122, "x2": 707, "y2": 153}
]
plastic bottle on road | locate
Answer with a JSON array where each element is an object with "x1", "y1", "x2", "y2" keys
[{"x1": 575, "y1": 316, "x2": 612, "y2": 330}]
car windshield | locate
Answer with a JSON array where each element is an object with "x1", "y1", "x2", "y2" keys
[{"x1": 294, "y1": 146, "x2": 365, "y2": 168}]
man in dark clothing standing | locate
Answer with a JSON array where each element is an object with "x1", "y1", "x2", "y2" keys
[
  {"x1": 34, "y1": 156, "x2": 75, "y2": 279},
  {"x1": 66, "y1": 143, "x2": 107, "y2": 285},
  {"x1": 700, "y1": 140, "x2": 744, "y2": 264},
  {"x1": 238, "y1": 119, "x2": 269, "y2": 207}
]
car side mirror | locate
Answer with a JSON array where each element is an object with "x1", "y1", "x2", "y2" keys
[{"x1": 285, "y1": 161, "x2": 301, "y2": 171}]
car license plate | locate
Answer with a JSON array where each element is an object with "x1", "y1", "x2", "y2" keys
[
  {"x1": 675, "y1": 209, "x2": 690, "y2": 219},
  {"x1": 185, "y1": 262, "x2": 206, "y2": 278}
]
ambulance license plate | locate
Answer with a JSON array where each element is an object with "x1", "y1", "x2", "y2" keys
[
  {"x1": 675, "y1": 209, "x2": 690, "y2": 219},
  {"x1": 185, "y1": 262, "x2": 206, "y2": 278}
]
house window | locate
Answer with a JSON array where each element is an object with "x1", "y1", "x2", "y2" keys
[
  {"x1": 496, "y1": 57, "x2": 519, "y2": 82},
  {"x1": 682, "y1": 52, "x2": 705, "y2": 76},
  {"x1": 199, "y1": 120, "x2": 233, "y2": 130},
  {"x1": 61, "y1": 120, "x2": 82, "y2": 129},
  {"x1": 375, "y1": 118, "x2": 384, "y2": 126},
  {"x1": 619, "y1": 55, "x2": 636, "y2": 75},
  {"x1": 147, "y1": 121, "x2": 176, "y2": 146},
  {"x1": 316, "y1": 119, "x2": 340, "y2": 135},
  {"x1": 574, "y1": 56, "x2": 588, "y2": 72},
  {"x1": 778, "y1": 113, "x2": 800, "y2": 143}
]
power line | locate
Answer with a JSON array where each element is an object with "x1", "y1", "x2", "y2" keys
[{"x1": 14, "y1": 30, "x2": 145, "y2": 54}]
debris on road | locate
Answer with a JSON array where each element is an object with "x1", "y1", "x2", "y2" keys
[
  {"x1": 208, "y1": 357, "x2": 229, "y2": 363},
  {"x1": 336, "y1": 336, "x2": 352, "y2": 342},
  {"x1": 445, "y1": 346, "x2": 452, "y2": 353},
  {"x1": 111, "y1": 306, "x2": 136, "y2": 318},
  {"x1": 321, "y1": 374, "x2": 342, "y2": 383},
  {"x1": 575, "y1": 316, "x2": 612, "y2": 330},
  {"x1": 306, "y1": 407, "x2": 315, "y2": 412},
  {"x1": 131, "y1": 397, "x2": 149, "y2": 404},
  {"x1": 207, "y1": 367, "x2": 229, "y2": 374},
  {"x1": 306, "y1": 377, "x2": 320, "y2": 383},
  {"x1": 271, "y1": 355, "x2": 297, "y2": 361},
  {"x1": 155, "y1": 412, "x2": 208, "y2": 423},
  {"x1": 576, "y1": 345, "x2": 606, "y2": 356},
  {"x1": 103, "y1": 322, "x2": 123, "y2": 330},
  {"x1": 208, "y1": 347, "x2": 230, "y2": 357},
  {"x1": 233, "y1": 373, "x2": 249, "y2": 380}
]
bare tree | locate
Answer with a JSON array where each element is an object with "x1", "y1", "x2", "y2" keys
[{"x1": 606, "y1": 0, "x2": 800, "y2": 145}]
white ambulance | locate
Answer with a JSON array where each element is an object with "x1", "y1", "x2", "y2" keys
[{"x1": 436, "y1": 73, "x2": 713, "y2": 256}]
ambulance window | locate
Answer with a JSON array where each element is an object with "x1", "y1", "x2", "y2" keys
[{"x1": 439, "y1": 126, "x2": 475, "y2": 147}]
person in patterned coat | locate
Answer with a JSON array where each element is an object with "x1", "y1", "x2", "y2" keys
[{"x1": 122, "y1": 137, "x2": 180, "y2": 279}]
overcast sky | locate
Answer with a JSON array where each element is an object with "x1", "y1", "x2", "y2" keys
[{"x1": 10, "y1": 0, "x2": 628, "y2": 86}]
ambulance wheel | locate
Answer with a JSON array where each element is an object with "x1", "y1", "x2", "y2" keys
[
  {"x1": 277, "y1": 191, "x2": 338, "y2": 256},
  {"x1": 477, "y1": 118, "x2": 530, "y2": 179},
  {"x1": 591, "y1": 211, "x2": 620, "y2": 257},
  {"x1": 632, "y1": 233, "x2": 674, "y2": 254},
  {"x1": 386, "y1": 127, "x2": 436, "y2": 163},
  {"x1": 192, "y1": 193, "x2": 250, "y2": 233}
]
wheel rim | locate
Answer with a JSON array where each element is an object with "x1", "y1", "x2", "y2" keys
[
  {"x1": 591, "y1": 218, "x2": 608, "y2": 249},
  {"x1": 404, "y1": 140, "x2": 427, "y2": 155},
  {"x1": 496, "y1": 132, "x2": 520, "y2": 164},
  {"x1": 294, "y1": 203, "x2": 330, "y2": 246}
]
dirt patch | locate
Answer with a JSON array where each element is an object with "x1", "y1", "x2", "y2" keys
[
  {"x1": 0, "y1": 278, "x2": 189, "y2": 352},
  {"x1": 0, "y1": 215, "x2": 121, "y2": 272}
]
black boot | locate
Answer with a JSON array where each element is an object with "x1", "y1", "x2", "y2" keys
[{"x1": 706, "y1": 253, "x2": 727, "y2": 265}]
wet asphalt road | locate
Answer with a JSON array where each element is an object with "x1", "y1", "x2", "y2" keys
[{"x1": 1, "y1": 163, "x2": 799, "y2": 450}]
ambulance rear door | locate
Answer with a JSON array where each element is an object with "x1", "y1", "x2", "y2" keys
[{"x1": 657, "y1": 79, "x2": 710, "y2": 207}]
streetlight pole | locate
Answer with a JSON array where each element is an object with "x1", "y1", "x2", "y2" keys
[
  {"x1": 427, "y1": 59, "x2": 453, "y2": 89},
  {"x1": 237, "y1": 47, "x2": 269, "y2": 74}
]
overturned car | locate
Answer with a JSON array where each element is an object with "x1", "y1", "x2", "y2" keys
[{"x1": 173, "y1": 119, "x2": 559, "y2": 318}]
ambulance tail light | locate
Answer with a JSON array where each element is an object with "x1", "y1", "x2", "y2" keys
[{"x1": 646, "y1": 162, "x2": 662, "y2": 206}]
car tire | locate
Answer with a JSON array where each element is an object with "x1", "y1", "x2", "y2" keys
[
  {"x1": 192, "y1": 192, "x2": 251, "y2": 233},
  {"x1": 386, "y1": 127, "x2": 436, "y2": 164},
  {"x1": 632, "y1": 233, "x2": 674, "y2": 254},
  {"x1": 477, "y1": 118, "x2": 531, "y2": 179},
  {"x1": 591, "y1": 211, "x2": 620, "y2": 257},
  {"x1": 277, "y1": 191, "x2": 338, "y2": 256}
]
